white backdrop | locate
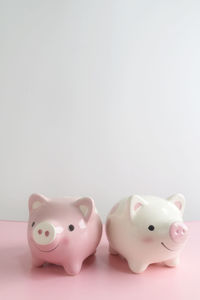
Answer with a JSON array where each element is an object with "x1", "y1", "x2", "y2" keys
[{"x1": 0, "y1": 0, "x2": 200, "y2": 222}]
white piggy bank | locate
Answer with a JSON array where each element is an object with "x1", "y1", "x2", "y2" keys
[{"x1": 106, "y1": 194, "x2": 188, "y2": 273}]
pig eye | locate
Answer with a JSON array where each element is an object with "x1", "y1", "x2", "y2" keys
[
  {"x1": 68, "y1": 224, "x2": 75, "y2": 231},
  {"x1": 148, "y1": 225, "x2": 155, "y2": 231},
  {"x1": 31, "y1": 222, "x2": 35, "y2": 227}
]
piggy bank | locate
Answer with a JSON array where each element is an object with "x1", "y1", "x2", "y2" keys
[
  {"x1": 27, "y1": 194, "x2": 102, "y2": 275},
  {"x1": 106, "y1": 194, "x2": 188, "y2": 273}
]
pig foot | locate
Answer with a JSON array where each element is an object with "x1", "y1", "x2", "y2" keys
[
  {"x1": 128, "y1": 260, "x2": 148, "y2": 273},
  {"x1": 32, "y1": 257, "x2": 45, "y2": 267},
  {"x1": 87, "y1": 251, "x2": 96, "y2": 258},
  {"x1": 63, "y1": 261, "x2": 82, "y2": 275},
  {"x1": 164, "y1": 257, "x2": 180, "y2": 267},
  {"x1": 109, "y1": 245, "x2": 118, "y2": 255}
]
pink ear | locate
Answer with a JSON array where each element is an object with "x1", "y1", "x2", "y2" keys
[
  {"x1": 174, "y1": 201, "x2": 182, "y2": 210},
  {"x1": 74, "y1": 197, "x2": 94, "y2": 222},
  {"x1": 134, "y1": 202, "x2": 143, "y2": 211},
  {"x1": 28, "y1": 194, "x2": 49, "y2": 213},
  {"x1": 129, "y1": 195, "x2": 147, "y2": 219},
  {"x1": 167, "y1": 193, "x2": 185, "y2": 215}
]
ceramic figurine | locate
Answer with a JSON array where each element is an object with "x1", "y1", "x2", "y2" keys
[
  {"x1": 106, "y1": 194, "x2": 188, "y2": 273},
  {"x1": 27, "y1": 194, "x2": 102, "y2": 275}
]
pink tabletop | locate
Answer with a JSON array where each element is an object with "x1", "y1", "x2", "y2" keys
[{"x1": 0, "y1": 220, "x2": 199, "y2": 300}]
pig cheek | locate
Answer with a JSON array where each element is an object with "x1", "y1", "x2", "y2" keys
[
  {"x1": 142, "y1": 237, "x2": 154, "y2": 243},
  {"x1": 61, "y1": 229, "x2": 76, "y2": 245}
]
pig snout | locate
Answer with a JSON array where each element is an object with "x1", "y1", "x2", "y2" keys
[
  {"x1": 33, "y1": 222, "x2": 57, "y2": 245},
  {"x1": 169, "y1": 222, "x2": 188, "y2": 243}
]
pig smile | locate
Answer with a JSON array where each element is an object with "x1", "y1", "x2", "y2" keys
[
  {"x1": 32, "y1": 240, "x2": 60, "y2": 252},
  {"x1": 38, "y1": 244, "x2": 60, "y2": 252},
  {"x1": 161, "y1": 242, "x2": 174, "y2": 251}
]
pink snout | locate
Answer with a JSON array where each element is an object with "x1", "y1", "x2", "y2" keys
[
  {"x1": 33, "y1": 222, "x2": 57, "y2": 246},
  {"x1": 169, "y1": 222, "x2": 188, "y2": 243}
]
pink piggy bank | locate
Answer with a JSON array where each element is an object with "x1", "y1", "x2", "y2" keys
[
  {"x1": 27, "y1": 194, "x2": 102, "y2": 275},
  {"x1": 106, "y1": 194, "x2": 189, "y2": 273}
]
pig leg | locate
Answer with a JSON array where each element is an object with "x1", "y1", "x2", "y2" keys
[
  {"x1": 109, "y1": 245, "x2": 118, "y2": 255},
  {"x1": 128, "y1": 260, "x2": 148, "y2": 273},
  {"x1": 164, "y1": 256, "x2": 180, "y2": 267},
  {"x1": 63, "y1": 261, "x2": 83, "y2": 275},
  {"x1": 32, "y1": 256, "x2": 45, "y2": 267}
]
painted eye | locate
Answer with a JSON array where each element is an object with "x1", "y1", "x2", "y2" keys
[
  {"x1": 68, "y1": 224, "x2": 75, "y2": 231},
  {"x1": 148, "y1": 225, "x2": 155, "y2": 231},
  {"x1": 32, "y1": 222, "x2": 35, "y2": 227}
]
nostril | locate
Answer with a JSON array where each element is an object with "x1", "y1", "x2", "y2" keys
[
  {"x1": 38, "y1": 229, "x2": 42, "y2": 235},
  {"x1": 45, "y1": 231, "x2": 49, "y2": 237}
]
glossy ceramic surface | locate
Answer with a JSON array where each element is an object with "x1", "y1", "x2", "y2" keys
[
  {"x1": 106, "y1": 194, "x2": 188, "y2": 273},
  {"x1": 27, "y1": 194, "x2": 102, "y2": 275}
]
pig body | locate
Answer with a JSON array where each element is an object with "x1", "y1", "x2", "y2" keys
[
  {"x1": 28, "y1": 194, "x2": 102, "y2": 275},
  {"x1": 106, "y1": 194, "x2": 188, "y2": 273}
]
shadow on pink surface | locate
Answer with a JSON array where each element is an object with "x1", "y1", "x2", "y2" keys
[
  {"x1": 0, "y1": 221, "x2": 199, "y2": 300},
  {"x1": 0, "y1": 245, "x2": 98, "y2": 280}
]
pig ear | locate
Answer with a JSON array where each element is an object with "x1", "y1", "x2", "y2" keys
[
  {"x1": 29, "y1": 194, "x2": 49, "y2": 213},
  {"x1": 74, "y1": 197, "x2": 94, "y2": 222},
  {"x1": 167, "y1": 193, "x2": 185, "y2": 214},
  {"x1": 129, "y1": 195, "x2": 147, "y2": 219}
]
